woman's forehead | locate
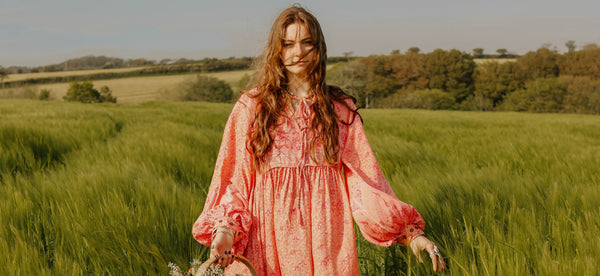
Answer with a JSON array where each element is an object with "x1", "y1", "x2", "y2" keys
[{"x1": 283, "y1": 23, "x2": 311, "y2": 40}]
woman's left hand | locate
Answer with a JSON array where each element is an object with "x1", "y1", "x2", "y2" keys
[{"x1": 409, "y1": 235, "x2": 447, "y2": 272}]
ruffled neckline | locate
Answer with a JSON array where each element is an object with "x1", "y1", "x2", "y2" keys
[{"x1": 288, "y1": 93, "x2": 315, "y2": 101}]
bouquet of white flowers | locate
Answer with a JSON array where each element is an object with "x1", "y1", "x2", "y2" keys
[{"x1": 169, "y1": 255, "x2": 256, "y2": 276}]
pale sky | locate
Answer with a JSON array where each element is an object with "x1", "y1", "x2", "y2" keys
[{"x1": 1, "y1": 0, "x2": 599, "y2": 67}]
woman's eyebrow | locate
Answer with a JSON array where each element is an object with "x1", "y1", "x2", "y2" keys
[{"x1": 283, "y1": 36, "x2": 312, "y2": 42}]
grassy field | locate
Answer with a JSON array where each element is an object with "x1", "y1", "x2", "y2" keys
[
  {"x1": 0, "y1": 70, "x2": 252, "y2": 103},
  {"x1": 1, "y1": 100, "x2": 599, "y2": 275}
]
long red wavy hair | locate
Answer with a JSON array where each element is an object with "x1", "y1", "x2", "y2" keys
[{"x1": 246, "y1": 5, "x2": 359, "y2": 170}]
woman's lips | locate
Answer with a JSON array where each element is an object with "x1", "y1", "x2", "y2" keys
[{"x1": 286, "y1": 61, "x2": 308, "y2": 66}]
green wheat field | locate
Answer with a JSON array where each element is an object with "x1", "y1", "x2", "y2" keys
[{"x1": 1, "y1": 99, "x2": 599, "y2": 275}]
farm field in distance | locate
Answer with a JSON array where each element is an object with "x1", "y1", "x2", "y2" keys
[
  {"x1": 0, "y1": 69, "x2": 252, "y2": 103},
  {"x1": 4, "y1": 66, "x2": 150, "y2": 82},
  {"x1": 1, "y1": 65, "x2": 345, "y2": 103},
  {"x1": 1, "y1": 99, "x2": 599, "y2": 275}
]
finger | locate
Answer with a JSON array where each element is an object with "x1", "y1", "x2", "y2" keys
[
  {"x1": 221, "y1": 252, "x2": 230, "y2": 267},
  {"x1": 211, "y1": 251, "x2": 221, "y2": 264},
  {"x1": 215, "y1": 251, "x2": 225, "y2": 267},
  {"x1": 430, "y1": 253, "x2": 438, "y2": 272},
  {"x1": 229, "y1": 251, "x2": 236, "y2": 266},
  {"x1": 220, "y1": 256, "x2": 227, "y2": 267},
  {"x1": 412, "y1": 248, "x2": 423, "y2": 263},
  {"x1": 435, "y1": 250, "x2": 446, "y2": 271},
  {"x1": 410, "y1": 242, "x2": 424, "y2": 263},
  {"x1": 438, "y1": 255, "x2": 447, "y2": 271},
  {"x1": 210, "y1": 245, "x2": 220, "y2": 259},
  {"x1": 215, "y1": 254, "x2": 221, "y2": 266},
  {"x1": 429, "y1": 252, "x2": 446, "y2": 272},
  {"x1": 222, "y1": 251, "x2": 233, "y2": 267}
]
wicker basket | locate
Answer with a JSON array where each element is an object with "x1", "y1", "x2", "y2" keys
[{"x1": 193, "y1": 255, "x2": 257, "y2": 276}]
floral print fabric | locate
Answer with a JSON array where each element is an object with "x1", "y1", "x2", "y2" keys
[{"x1": 192, "y1": 90, "x2": 425, "y2": 275}]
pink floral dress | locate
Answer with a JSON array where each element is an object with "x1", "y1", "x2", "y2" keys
[{"x1": 192, "y1": 89, "x2": 425, "y2": 275}]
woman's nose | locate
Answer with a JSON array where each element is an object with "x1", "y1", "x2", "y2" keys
[{"x1": 294, "y1": 43, "x2": 304, "y2": 56}]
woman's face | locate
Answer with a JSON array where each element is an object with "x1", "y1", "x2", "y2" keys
[{"x1": 281, "y1": 22, "x2": 315, "y2": 77}]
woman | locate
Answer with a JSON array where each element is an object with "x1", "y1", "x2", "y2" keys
[{"x1": 192, "y1": 5, "x2": 446, "y2": 275}]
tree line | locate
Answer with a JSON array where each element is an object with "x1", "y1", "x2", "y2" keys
[
  {"x1": 327, "y1": 45, "x2": 600, "y2": 114},
  {"x1": 3, "y1": 45, "x2": 600, "y2": 114},
  {"x1": 2, "y1": 55, "x2": 359, "y2": 88},
  {"x1": 2, "y1": 55, "x2": 360, "y2": 75},
  {"x1": 1, "y1": 56, "x2": 255, "y2": 76},
  {"x1": 1, "y1": 57, "x2": 255, "y2": 88},
  {"x1": 4, "y1": 56, "x2": 156, "y2": 74}
]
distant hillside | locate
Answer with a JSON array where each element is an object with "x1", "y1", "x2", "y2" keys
[
  {"x1": 4, "y1": 55, "x2": 356, "y2": 75},
  {"x1": 4, "y1": 56, "x2": 255, "y2": 74},
  {"x1": 4, "y1": 56, "x2": 156, "y2": 74}
]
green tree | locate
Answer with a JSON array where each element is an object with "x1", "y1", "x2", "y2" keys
[
  {"x1": 472, "y1": 48, "x2": 484, "y2": 58},
  {"x1": 63, "y1": 81, "x2": 116, "y2": 103},
  {"x1": 39, "y1": 89, "x2": 51, "y2": 100},
  {"x1": 496, "y1": 48, "x2": 508, "y2": 57},
  {"x1": 517, "y1": 47, "x2": 560, "y2": 80},
  {"x1": 236, "y1": 73, "x2": 252, "y2": 92},
  {"x1": 398, "y1": 89, "x2": 456, "y2": 110},
  {"x1": 63, "y1": 81, "x2": 101, "y2": 103},
  {"x1": 181, "y1": 75, "x2": 233, "y2": 103},
  {"x1": 99, "y1": 86, "x2": 117, "y2": 103},
  {"x1": 423, "y1": 49, "x2": 476, "y2": 102},
  {"x1": 582, "y1": 43, "x2": 599, "y2": 50},
  {"x1": 387, "y1": 51, "x2": 427, "y2": 92},
  {"x1": 473, "y1": 61, "x2": 527, "y2": 107},
  {"x1": 500, "y1": 78, "x2": 567, "y2": 112},
  {"x1": 327, "y1": 60, "x2": 368, "y2": 107},
  {"x1": 565, "y1": 40, "x2": 576, "y2": 53},
  {"x1": 407, "y1": 47, "x2": 420, "y2": 54},
  {"x1": 343, "y1": 51, "x2": 354, "y2": 62},
  {"x1": 558, "y1": 48, "x2": 600, "y2": 79},
  {"x1": 360, "y1": 55, "x2": 398, "y2": 108},
  {"x1": 561, "y1": 76, "x2": 600, "y2": 114},
  {"x1": 102, "y1": 62, "x2": 115, "y2": 69}
]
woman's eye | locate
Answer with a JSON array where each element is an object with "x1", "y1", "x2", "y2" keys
[{"x1": 284, "y1": 43, "x2": 293, "y2": 47}]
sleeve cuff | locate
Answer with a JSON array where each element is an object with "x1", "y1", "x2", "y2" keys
[
  {"x1": 192, "y1": 204, "x2": 251, "y2": 254},
  {"x1": 396, "y1": 224, "x2": 425, "y2": 246},
  {"x1": 214, "y1": 216, "x2": 245, "y2": 244}
]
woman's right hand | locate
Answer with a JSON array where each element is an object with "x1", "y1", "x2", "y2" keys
[
  {"x1": 409, "y1": 235, "x2": 446, "y2": 272},
  {"x1": 210, "y1": 230, "x2": 234, "y2": 268}
]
